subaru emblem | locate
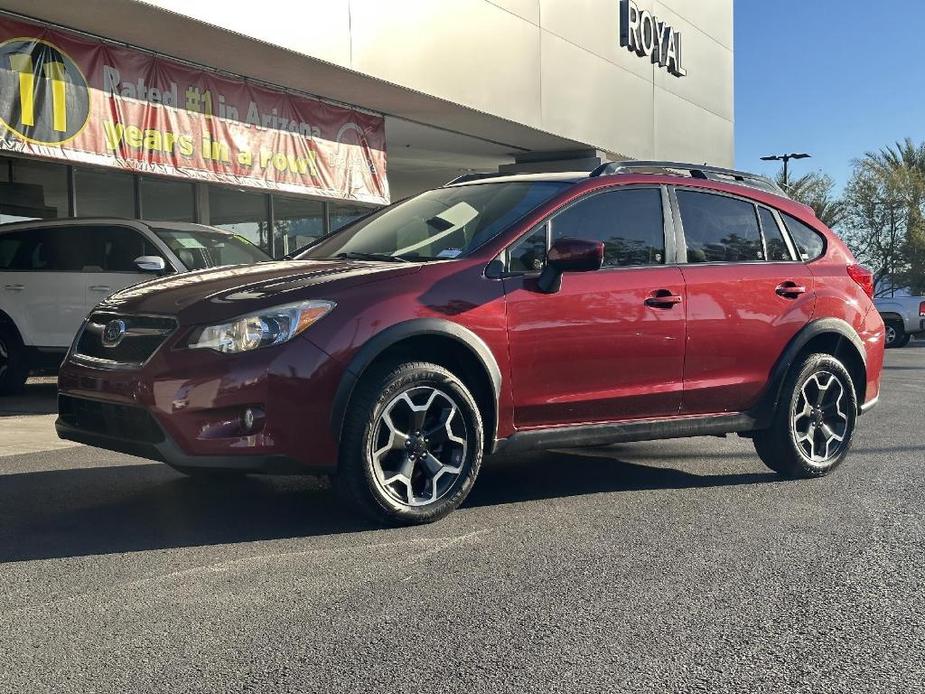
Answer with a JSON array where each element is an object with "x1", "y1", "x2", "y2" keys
[{"x1": 101, "y1": 319, "x2": 127, "y2": 348}]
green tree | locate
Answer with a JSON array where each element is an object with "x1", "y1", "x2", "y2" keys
[
  {"x1": 774, "y1": 169, "x2": 846, "y2": 229},
  {"x1": 842, "y1": 138, "x2": 925, "y2": 295}
]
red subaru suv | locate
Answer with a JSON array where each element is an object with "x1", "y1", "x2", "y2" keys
[{"x1": 57, "y1": 162, "x2": 885, "y2": 524}]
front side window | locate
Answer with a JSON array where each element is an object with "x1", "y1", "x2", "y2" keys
[
  {"x1": 551, "y1": 188, "x2": 665, "y2": 267},
  {"x1": 677, "y1": 191, "x2": 763, "y2": 263},
  {"x1": 88, "y1": 226, "x2": 163, "y2": 272},
  {"x1": 782, "y1": 213, "x2": 826, "y2": 261},
  {"x1": 300, "y1": 181, "x2": 571, "y2": 262},
  {"x1": 153, "y1": 227, "x2": 270, "y2": 270}
]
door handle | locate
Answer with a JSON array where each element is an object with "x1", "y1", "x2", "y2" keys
[
  {"x1": 88, "y1": 285, "x2": 113, "y2": 293},
  {"x1": 775, "y1": 282, "x2": 807, "y2": 298},
  {"x1": 3, "y1": 284, "x2": 24, "y2": 291},
  {"x1": 645, "y1": 289, "x2": 683, "y2": 308}
]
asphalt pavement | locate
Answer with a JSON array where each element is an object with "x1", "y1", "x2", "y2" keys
[{"x1": 1, "y1": 347, "x2": 923, "y2": 693}]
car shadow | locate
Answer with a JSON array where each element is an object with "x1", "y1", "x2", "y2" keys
[
  {"x1": 0, "y1": 450, "x2": 777, "y2": 563},
  {"x1": 0, "y1": 379, "x2": 58, "y2": 417}
]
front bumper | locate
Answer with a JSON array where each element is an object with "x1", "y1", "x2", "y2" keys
[
  {"x1": 56, "y1": 334, "x2": 343, "y2": 472},
  {"x1": 56, "y1": 397, "x2": 305, "y2": 473}
]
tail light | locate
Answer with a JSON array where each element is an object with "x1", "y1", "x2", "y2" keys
[
  {"x1": 847, "y1": 264, "x2": 874, "y2": 299},
  {"x1": 919, "y1": 301, "x2": 925, "y2": 317}
]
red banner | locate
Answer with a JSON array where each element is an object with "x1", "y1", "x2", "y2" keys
[{"x1": 0, "y1": 16, "x2": 389, "y2": 204}]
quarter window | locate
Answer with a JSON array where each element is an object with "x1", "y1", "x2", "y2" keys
[
  {"x1": 782, "y1": 213, "x2": 826, "y2": 261},
  {"x1": 758, "y1": 207, "x2": 793, "y2": 261},
  {"x1": 677, "y1": 191, "x2": 763, "y2": 263},
  {"x1": 551, "y1": 188, "x2": 665, "y2": 267},
  {"x1": 507, "y1": 224, "x2": 548, "y2": 273}
]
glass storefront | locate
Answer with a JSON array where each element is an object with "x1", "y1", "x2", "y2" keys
[
  {"x1": 140, "y1": 177, "x2": 196, "y2": 222},
  {"x1": 330, "y1": 201, "x2": 371, "y2": 232},
  {"x1": 0, "y1": 157, "x2": 69, "y2": 223},
  {"x1": 0, "y1": 154, "x2": 375, "y2": 257},
  {"x1": 273, "y1": 195, "x2": 325, "y2": 256},
  {"x1": 74, "y1": 168, "x2": 135, "y2": 218},
  {"x1": 208, "y1": 187, "x2": 271, "y2": 252}
]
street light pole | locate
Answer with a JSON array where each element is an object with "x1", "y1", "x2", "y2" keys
[{"x1": 760, "y1": 152, "x2": 811, "y2": 188}]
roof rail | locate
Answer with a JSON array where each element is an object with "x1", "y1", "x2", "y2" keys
[
  {"x1": 443, "y1": 172, "x2": 504, "y2": 186},
  {"x1": 590, "y1": 160, "x2": 787, "y2": 197}
]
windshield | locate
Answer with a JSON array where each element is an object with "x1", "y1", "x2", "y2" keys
[
  {"x1": 153, "y1": 227, "x2": 271, "y2": 270},
  {"x1": 299, "y1": 181, "x2": 571, "y2": 262}
]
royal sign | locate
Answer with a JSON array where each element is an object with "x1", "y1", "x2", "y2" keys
[
  {"x1": 619, "y1": 0, "x2": 687, "y2": 77},
  {"x1": 0, "y1": 16, "x2": 389, "y2": 204}
]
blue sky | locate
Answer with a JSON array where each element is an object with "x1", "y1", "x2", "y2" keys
[{"x1": 735, "y1": 0, "x2": 925, "y2": 191}]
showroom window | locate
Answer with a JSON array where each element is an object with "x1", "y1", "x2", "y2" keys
[
  {"x1": 140, "y1": 177, "x2": 196, "y2": 222},
  {"x1": 330, "y1": 202, "x2": 372, "y2": 232},
  {"x1": 273, "y1": 195, "x2": 325, "y2": 256},
  {"x1": 209, "y1": 186, "x2": 271, "y2": 253},
  {"x1": 74, "y1": 168, "x2": 136, "y2": 218},
  {"x1": 0, "y1": 156, "x2": 69, "y2": 223}
]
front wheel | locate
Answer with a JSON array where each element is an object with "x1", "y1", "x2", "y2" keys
[
  {"x1": 754, "y1": 353, "x2": 857, "y2": 478},
  {"x1": 337, "y1": 361, "x2": 484, "y2": 525},
  {"x1": 0, "y1": 325, "x2": 29, "y2": 396}
]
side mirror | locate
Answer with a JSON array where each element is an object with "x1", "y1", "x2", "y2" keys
[
  {"x1": 134, "y1": 255, "x2": 166, "y2": 273},
  {"x1": 536, "y1": 238, "x2": 604, "y2": 293}
]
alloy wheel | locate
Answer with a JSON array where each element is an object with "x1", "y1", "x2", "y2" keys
[
  {"x1": 370, "y1": 386, "x2": 468, "y2": 507},
  {"x1": 0, "y1": 337, "x2": 8, "y2": 381},
  {"x1": 790, "y1": 371, "x2": 850, "y2": 464},
  {"x1": 886, "y1": 325, "x2": 896, "y2": 346}
]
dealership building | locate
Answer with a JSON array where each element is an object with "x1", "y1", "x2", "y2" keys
[{"x1": 0, "y1": 0, "x2": 733, "y2": 257}]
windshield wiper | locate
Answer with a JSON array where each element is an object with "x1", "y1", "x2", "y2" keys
[{"x1": 335, "y1": 252, "x2": 411, "y2": 263}]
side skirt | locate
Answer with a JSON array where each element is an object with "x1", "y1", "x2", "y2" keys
[{"x1": 493, "y1": 412, "x2": 759, "y2": 456}]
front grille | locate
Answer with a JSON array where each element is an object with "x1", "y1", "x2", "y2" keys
[
  {"x1": 73, "y1": 311, "x2": 177, "y2": 368},
  {"x1": 58, "y1": 395, "x2": 165, "y2": 444}
]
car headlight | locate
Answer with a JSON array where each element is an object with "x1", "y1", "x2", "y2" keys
[{"x1": 187, "y1": 300, "x2": 335, "y2": 354}]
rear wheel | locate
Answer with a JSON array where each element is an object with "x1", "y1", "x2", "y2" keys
[
  {"x1": 754, "y1": 353, "x2": 857, "y2": 478},
  {"x1": 0, "y1": 324, "x2": 29, "y2": 396},
  {"x1": 885, "y1": 321, "x2": 909, "y2": 348},
  {"x1": 337, "y1": 360, "x2": 483, "y2": 525}
]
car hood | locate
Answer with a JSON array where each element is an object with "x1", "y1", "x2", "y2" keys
[{"x1": 98, "y1": 259, "x2": 421, "y2": 324}]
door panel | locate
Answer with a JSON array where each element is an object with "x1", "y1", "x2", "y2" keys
[
  {"x1": 82, "y1": 225, "x2": 161, "y2": 314},
  {"x1": 0, "y1": 270, "x2": 85, "y2": 347},
  {"x1": 674, "y1": 189, "x2": 816, "y2": 414},
  {"x1": 504, "y1": 267, "x2": 686, "y2": 428},
  {"x1": 0, "y1": 228, "x2": 86, "y2": 348},
  {"x1": 680, "y1": 263, "x2": 814, "y2": 413}
]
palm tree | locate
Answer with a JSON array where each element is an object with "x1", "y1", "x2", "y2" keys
[{"x1": 775, "y1": 169, "x2": 846, "y2": 229}]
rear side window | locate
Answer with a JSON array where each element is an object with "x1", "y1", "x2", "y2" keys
[
  {"x1": 677, "y1": 191, "x2": 763, "y2": 263},
  {"x1": 758, "y1": 207, "x2": 793, "y2": 261},
  {"x1": 781, "y1": 213, "x2": 826, "y2": 261},
  {"x1": 0, "y1": 229, "x2": 89, "y2": 271},
  {"x1": 0, "y1": 232, "x2": 28, "y2": 269},
  {"x1": 551, "y1": 188, "x2": 665, "y2": 267}
]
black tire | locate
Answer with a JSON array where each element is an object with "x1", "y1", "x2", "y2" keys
[
  {"x1": 885, "y1": 320, "x2": 908, "y2": 348},
  {"x1": 336, "y1": 360, "x2": 484, "y2": 525},
  {"x1": 754, "y1": 353, "x2": 857, "y2": 479},
  {"x1": 0, "y1": 324, "x2": 29, "y2": 396}
]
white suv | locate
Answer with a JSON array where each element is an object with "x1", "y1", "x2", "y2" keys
[{"x1": 0, "y1": 219, "x2": 270, "y2": 394}]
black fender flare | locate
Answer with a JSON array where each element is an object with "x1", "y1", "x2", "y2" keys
[
  {"x1": 753, "y1": 317, "x2": 867, "y2": 425},
  {"x1": 330, "y1": 318, "x2": 503, "y2": 443}
]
